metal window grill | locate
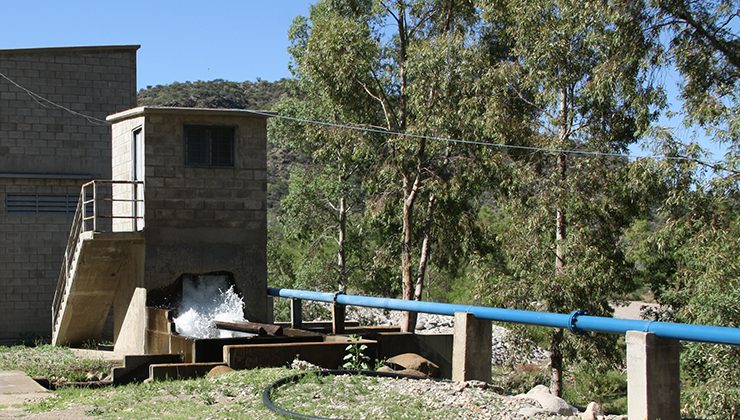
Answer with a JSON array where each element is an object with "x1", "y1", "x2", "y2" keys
[
  {"x1": 184, "y1": 125, "x2": 235, "y2": 167},
  {"x1": 5, "y1": 193, "x2": 80, "y2": 214}
]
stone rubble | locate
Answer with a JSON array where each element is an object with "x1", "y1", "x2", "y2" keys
[{"x1": 301, "y1": 373, "x2": 627, "y2": 419}]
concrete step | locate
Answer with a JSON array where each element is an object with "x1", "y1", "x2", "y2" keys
[{"x1": 112, "y1": 354, "x2": 183, "y2": 385}]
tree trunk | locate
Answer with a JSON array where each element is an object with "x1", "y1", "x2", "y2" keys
[
  {"x1": 400, "y1": 174, "x2": 420, "y2": 332},
  {"x1": 402, "y1": 193, "x2": 436, "y2": 331},
  {"x1": 414, "y1": 193, "x2": 435, "y2": 302},
  {"x1": 550, "y1": 87, "x2": 569, "y2": 397},
  {"x1": 555, "y1": 153, "x2": 566, "y2": 273},
  {"x1": 549, "y1": 328, "x2": 564, "y2": 396},
  {"x1": 337, "y1": 196, "x2": 347, "y2": 290}
]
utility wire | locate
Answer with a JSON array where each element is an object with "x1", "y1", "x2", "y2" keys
[
  {"x1": 0, "y1": 71, "x2": 110, "y2": 126},
  {"x1": 1, "y1": 70, "x2": 735, "y2": 173},
  {"x1": 246, "y1": 109, "x2": 738, "y2": 174}
]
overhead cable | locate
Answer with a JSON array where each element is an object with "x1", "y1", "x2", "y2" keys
[
  {"x1": 0, "y1": 71, "x2": 110, "y2": 126},
  {"x1": 246, "y1": 109, "x2": 737, "y2": 173},
  {"x1": 0, "y1": 70, "x2": 734, "y2": 173}
]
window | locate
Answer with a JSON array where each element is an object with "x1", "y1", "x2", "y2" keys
[
  {"x1": 6, "y1": 193, "x2": 79, "y2": 214},
  {"x1": 184, "y1": 125, "x2": 235, "y2": 167}
]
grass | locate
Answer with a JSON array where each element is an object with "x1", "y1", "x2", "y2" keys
[
  {"x1": 269, "y1": 373, "x2": 462, "y2": 419},
  {"x1": 26, "y1": 368, "x2": 291, "y2": 419},
  {"x1": 0, "y1": 344, "x2": 118, "y2": 383},
  {"x1": 1, "y1": 344, "x2": 634, "y2": 418}
]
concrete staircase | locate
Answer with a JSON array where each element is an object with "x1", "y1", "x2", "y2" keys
[{"x1": 51, "y1": 231, "x2": 143, "y2": 346}]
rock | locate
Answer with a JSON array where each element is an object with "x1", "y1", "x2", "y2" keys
[
  {"x1": 376, "y1": 366, "x2": 396, "y2": 374},
  {"x1": 290, "y1": 358, "x2": 319, "y2": 371},
  {"x1": 395, "y1": 368, "x2": 427, "y2": 378},
  {"x1": 85, "y1": 371, "x2": 103, "y2": 381},
  {"x1": 526, "y1": 385, "x2": 579, "y2": 416},
  {"x1": 581, "y1": 401, "x2": 605, "y2": 420},
  {"x1": 207, "y1": 365, "x2": 234, "y2": 378},
  {"x1": 518, "y1": 406, "x2": 550, "y2": 417},
  {"x1": 465, "y1": 380, "x2": 488, "y2": 389},
  {"x1": 386, "y1": 353, "x2": 440, "y2": 378}
]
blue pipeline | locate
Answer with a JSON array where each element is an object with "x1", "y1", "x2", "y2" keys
[{"x1": 266, "y1": 287, "x2": 740, "y2": 346}]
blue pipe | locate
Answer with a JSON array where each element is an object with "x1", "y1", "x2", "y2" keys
[{"x1": 267, "y1": 287, "x2": 740, "y2": 346}]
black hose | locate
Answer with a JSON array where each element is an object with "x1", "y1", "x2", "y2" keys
[{"x1": 262, "y1": 369, "x2": 438, "y2": 420}]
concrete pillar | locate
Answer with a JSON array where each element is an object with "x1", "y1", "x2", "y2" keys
[
  {"x1": 332, "y1": 303, "x2": 346, "y2": 335},
  {"x1": 290, "y1": 298, "x2": 303, "y2": 329},
  {"x1": 113, "y1": 242, "x2": 146, "y2": 355},
  {"x1": 626, "y1": 331, "x2": 681, "y2": 420},
  {"x1": 452, "y1": 312, "x2": 492, "y2": 383}
]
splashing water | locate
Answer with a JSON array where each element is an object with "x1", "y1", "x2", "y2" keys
[{"x1": 173, "y1": 275, "x2": 248, "y2": 338}]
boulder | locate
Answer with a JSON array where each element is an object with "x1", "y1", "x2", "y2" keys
[
  {"x1": 376, "y1": 366, "x2": 396, "y2": 374},
  {"x1": 581, "y1": 401, "x2": 605, "y2": 420},
  {"x1": 526, "y1": 385, "x2": 579, "y2": 416},
  {"x1": 385, "y1": 353, "x2": 440, "y2": 378},
  {"x1": 207, "y1": 365, "x2": 234, "y2": 378}
]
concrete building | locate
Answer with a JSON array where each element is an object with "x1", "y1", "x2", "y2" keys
[
  {"x1": 52, "y1": 107, "x2": 269, "y2": 354},
  {"x1": 0, "y1": 45, "x2": 139, "y2": 342}
]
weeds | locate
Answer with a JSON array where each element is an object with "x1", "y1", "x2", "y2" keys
[{"x1": 342, "y1": 335, "x2": 370, "y2": 370}]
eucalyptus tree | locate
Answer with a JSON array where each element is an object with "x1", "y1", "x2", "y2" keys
[
  {"x1": 276, "y1": 0, "x2": 501, "y2": 331},
  {"x1": 476, "y1": 0, "x2": 662, "y2": 396},
  {"x1": 621, "y1": 1, "x2": 739, "y2": 415}
]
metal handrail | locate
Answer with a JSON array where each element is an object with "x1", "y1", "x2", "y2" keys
[
  {"x1": 51, "y1": 180, "x2": 145, "y2": 330},
  {"x1": 267, "y1": 287, "x2": 740, "y2": 346}
]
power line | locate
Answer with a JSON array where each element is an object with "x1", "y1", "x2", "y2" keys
[
  {"x1": 0, "y1": 71, "x2": 110, "y2": 126},
  {"x1": 245, "y1": 109, "x2": 738, "y2": 173},
  {"x1": 0, "y1": 70, "x2": 735, "y2": 173}
]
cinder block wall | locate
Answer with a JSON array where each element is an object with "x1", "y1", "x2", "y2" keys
[
  {"x1": 108, "y1": 108, "x2": 269, "y2": 324},
  {"x1": 0, "y1": 46, "x2": 138, "y2": 342}
]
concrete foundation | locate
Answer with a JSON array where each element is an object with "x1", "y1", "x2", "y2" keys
[
  {"x1": 452, "y1": 312, "x2": 492, "y2": 383},
  {"x1": 626, "y1": 331, "x2": 681, "y2": 420}
]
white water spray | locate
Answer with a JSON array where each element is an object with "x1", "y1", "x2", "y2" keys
[{"x1": 173, "y1": 274, "x2": 248, "y2": 338}]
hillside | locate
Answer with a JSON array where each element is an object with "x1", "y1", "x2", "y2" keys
[
  {"x1": 137, "y1": 79, "x2": 302, "y2": 209},
  {"x1": 138, "y1": 79, "x2": 290, "y2": 110}
]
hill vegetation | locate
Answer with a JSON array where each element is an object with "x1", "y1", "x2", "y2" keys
[{"x1": 138, "y1": 78, "x2": 290, "y2": 110}]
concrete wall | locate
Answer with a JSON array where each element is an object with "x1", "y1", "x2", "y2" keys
[
  {"x1": 108, "y1": 108, "x2": 269, "y2": 325},
  {"x1": 111, "y1": 116, "x2": 145, "y2": 232},
  {"x1": 0, "y1": 46, "x2": 138, "y2": 342}
]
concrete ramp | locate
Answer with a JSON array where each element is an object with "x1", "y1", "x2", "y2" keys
[{"x1": 52, "y1": 231, "x2": 144, "y2": 346}]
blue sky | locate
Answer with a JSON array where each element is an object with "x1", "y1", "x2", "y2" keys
[
  {"x1": 1, "y1": 1, "x2": 315, "y2": 87},
  {"x1": 1, "y1": 1, "x2": 730, "y2": 161}
]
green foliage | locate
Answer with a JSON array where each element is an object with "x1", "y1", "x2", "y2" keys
[
  {"x1": 564, "y1": 364, "x2": 628, "y2": 415},
  {"x1": 651, "y1": 0, "x2": 739, "y2": 147},
  {"x1": 490, "y1": 365, "x2": 548, "y2": 396},
  {"x1": 342, "y1": 335, "x2": 371, "y2": 370}
]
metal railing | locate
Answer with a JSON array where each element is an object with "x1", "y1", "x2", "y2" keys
[
  {"x1": 51, "y1": 180, "x2": 144, "y2": 330},
  {"x1": 267, "y1": 287, "x2": 740, "y2": 346}
]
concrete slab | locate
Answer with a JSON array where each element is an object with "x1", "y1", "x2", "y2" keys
[
  {"x1": 0, "y1": 371, "x2": 48, "y2": 395},
  {"x1": 0, "y1": 370, "x2": 51, "y2": 407}
]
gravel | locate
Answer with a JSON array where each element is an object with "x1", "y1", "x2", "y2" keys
[{"x1": 277, "y1": 371, "x2": 628, "y2": 419}]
